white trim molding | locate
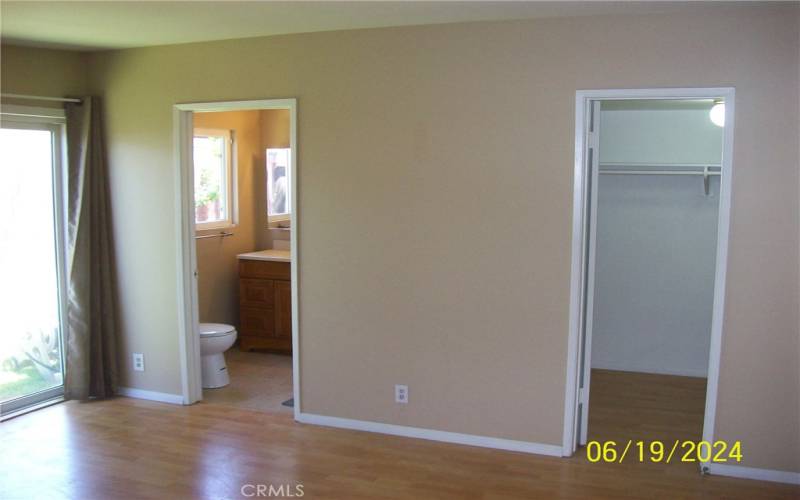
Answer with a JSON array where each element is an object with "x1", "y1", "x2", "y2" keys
[
  {"x1": 297, "y1": 413, "x2": 564, "y2": 457},
  {"x1": 117, "y1": 387, "x2": 184, "y2": 405},
  {"x1": 708, "y1": 463, "x2": 800, "y2": 485},
  {"x1": 175, "y1": 98, "x2": 297, "y2": 113},
  {"x1": 563, "y1": 87, "x2": 736, "y2": 458},
  {"x1": 0, "y1": 104, "x2": 66, "y2": 121},
  {"x1": 174, "y1": 106, "x2": 203, "y2": 405},
  {"x1": 193, "y1": 127, "x2": 235, "y2": 231}
]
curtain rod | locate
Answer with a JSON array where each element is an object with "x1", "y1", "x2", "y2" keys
[{"x1": 1, "y1": 93, "x2": 82, "y2": 103}]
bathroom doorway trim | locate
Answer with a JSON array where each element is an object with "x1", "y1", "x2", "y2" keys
[{"x1": 173, "y1": 98, "x2": 299, "y2": 419}]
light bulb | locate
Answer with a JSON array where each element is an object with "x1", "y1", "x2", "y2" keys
[{"x1": 710, "y1": 103, "x2": 725, "y2": 127}]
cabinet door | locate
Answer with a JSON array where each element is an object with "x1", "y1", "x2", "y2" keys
[
  {"x1": 240, "y1": 306, "x2": 275, "y2": 338},
  {"x1": 274, "y1": 280, "x2": 292, "y2": 339},
  {"x1": 239, "y1": 279, "x2": 274, "y2": 308}
]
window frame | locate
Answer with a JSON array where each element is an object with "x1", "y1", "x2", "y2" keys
[
  {"x1": 193, "y1": 128, "x2": 236, "y2": 231},
  {"x1": 266, "y1": 147, "x2": 292, "y2": 224},
  {"x1": 0, "y1": 105, "x2": 68, "y2": 419}
]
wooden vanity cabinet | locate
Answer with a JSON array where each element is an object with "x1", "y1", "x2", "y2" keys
[{"x1": 238, "y1": 260, "x2": 292, "y2": 352}]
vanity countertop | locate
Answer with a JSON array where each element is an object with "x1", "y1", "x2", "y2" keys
[{"x1": 237, "y1": 249, "x2": 291, "y2": 262}]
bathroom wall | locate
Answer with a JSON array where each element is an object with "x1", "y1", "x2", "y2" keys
[
  {"x1": 591, "y1": 103, "x2": 724, "y2": 377},
  {"x1": 193, "y1": 110, "x2": 262, "y2": 325},
  {"x1": 257, "y1": 109, "x2": 292, "y2": 250}
]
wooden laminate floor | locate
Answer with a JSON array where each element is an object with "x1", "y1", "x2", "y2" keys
[
  {"x1": 0, "y1": 371, "x2": 797, "y2": 499},
  {"x1": 587, "y1": 369, "x2": 708, "y2": 444}
]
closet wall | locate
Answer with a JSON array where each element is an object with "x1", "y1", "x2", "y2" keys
[{"x1": 591, "y1": 102, "x2": 724, "y2": 377}]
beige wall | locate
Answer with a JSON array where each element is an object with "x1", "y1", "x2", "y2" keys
[
  {"x1": 258, "y1": 109, "x2": 291, "y2": 249},
  {"x1": 2, "y1": 4, "x2": 798, "y2": 473},
  {"x1": 0, "y1": 44, "x2": 88, "y2": 104},
  {"x1": 193, "y1": 110, "x2": 261, "y2": 325}
]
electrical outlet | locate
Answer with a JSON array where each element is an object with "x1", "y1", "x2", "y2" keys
[
  {"x1": 395, "y1": 384, "x2": 408, "y2": 404},
  {"x1": 133, "y1": 353, "x2": 145, "y2": 372}
]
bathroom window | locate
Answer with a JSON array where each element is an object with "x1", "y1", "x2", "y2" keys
[
  {"x1": 266, "y1": 148, "x2": 291, "y2": 223},
  {"x1": 194, "y1": 128, "x2": 235, "y2": 229}
]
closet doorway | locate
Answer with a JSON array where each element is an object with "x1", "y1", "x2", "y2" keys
[{"x1": 564, "y1": 89, "x2": 735, "y2": 473}]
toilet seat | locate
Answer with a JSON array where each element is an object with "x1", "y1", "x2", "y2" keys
[{"x1": 199, "y1": 322, "x2": 236, "y2": 338}]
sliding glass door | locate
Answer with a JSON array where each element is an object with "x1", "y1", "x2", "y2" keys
[{"x1": 0, "y1": 109, "x2": 67, "y2": 417}]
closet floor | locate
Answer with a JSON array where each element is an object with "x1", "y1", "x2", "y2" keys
[{"x1": 588, "y1": 369, "x2": 707, "y2": 444}]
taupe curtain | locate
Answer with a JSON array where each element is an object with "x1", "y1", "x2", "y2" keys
[{"x1": 64, "y1": 97, "x2": 119, "y2": 400}]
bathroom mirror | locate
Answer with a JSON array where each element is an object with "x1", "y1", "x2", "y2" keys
[{"x1": 266, "y1": 147, "x2": 291, "y2": 224}]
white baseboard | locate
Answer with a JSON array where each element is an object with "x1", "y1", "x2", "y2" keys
[
  {"x1": 117, "y1": 387, "x2": 184, "y2": 405},
  {"x1": 708, "y1": 463, "x2": 800, "y2": 485},
  {"x1": 296, "y1": 412, "x2": 563, "y2": 457}
]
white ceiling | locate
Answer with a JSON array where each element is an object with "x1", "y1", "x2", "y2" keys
[{"x1": 0, "y1": 1, "x2": 754, "y2": 51}]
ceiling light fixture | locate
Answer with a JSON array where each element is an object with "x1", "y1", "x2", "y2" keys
[{"x1": 710, "y1": 101, "x2": 725, "y2": 127}]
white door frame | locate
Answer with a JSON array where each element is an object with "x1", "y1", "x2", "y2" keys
[
  {"x1": 575, "y1": 99, "x2": 602, "y2": 446},
  {"x1": 562, "y1": 88, "x2": 736, "y2": 470},
  {"x1": 173, "y1": 98, "x2": 300, "y2": 420}
]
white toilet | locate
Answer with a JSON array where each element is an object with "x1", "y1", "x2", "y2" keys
[{"x1": 199, "y1": 323, "x2": 237, "y2": 389}]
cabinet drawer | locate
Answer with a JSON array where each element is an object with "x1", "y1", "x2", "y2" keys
[
  {"x1": 239, "y1": 307, "x2": 275, "y2": 337},
  {"x1": 239, "y1": 279, "x2": 274, "y2": 308},
  {"x1": 239, "y1": 260, "x2": 290, "y2": 280}
]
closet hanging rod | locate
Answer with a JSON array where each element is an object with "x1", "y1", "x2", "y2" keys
[
  {"x1": 599, "y1": 162, "x2": 721, "y2": 169},
  {"x1": 599, "y1": 170, "x2": 721, "y2": 176},
  {"x1": 599, "y1": 164, "x2": 720, "y2": 195},
  {"x1": 1, "y1": 93, "x2": 82, "y2": 103}
]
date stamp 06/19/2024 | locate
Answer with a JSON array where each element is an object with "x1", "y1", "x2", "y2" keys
[{"x1": 586, "y1": 440, "x2": 742, "y2": 464}]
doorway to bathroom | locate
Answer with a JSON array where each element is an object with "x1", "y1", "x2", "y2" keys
[
  {"x1": 563, "y1": 89, "x2": 735, "y2": 474},
  {"x1": 173, "y1": 99, "x2": 299, "y2": 416}
]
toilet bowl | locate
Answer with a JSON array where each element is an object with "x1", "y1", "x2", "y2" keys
[{"x1": 199, "y1": 323, "x2": 237, "y2": 389}]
